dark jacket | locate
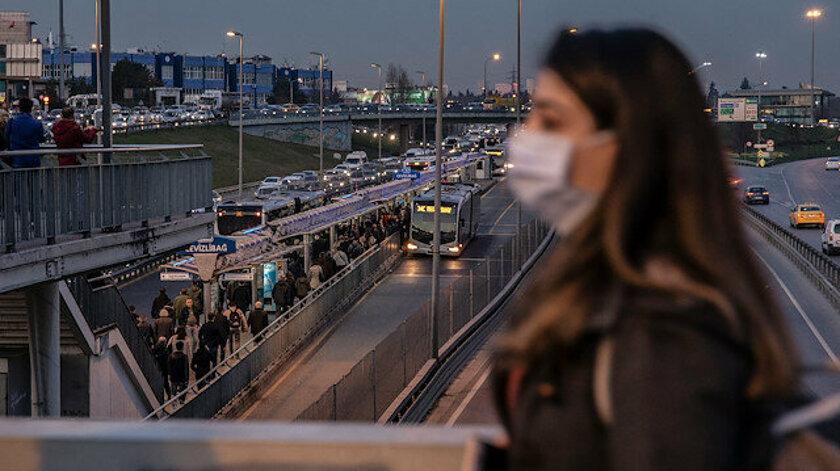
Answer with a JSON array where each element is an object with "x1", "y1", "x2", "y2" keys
[
  {"x1": 51, "y1": 118, "x2": 97, "y2": 166},
  {"x1": 271, "y1": 281, "x2": 288, "y2": 309},
  {"x1": 136, "y1": 317, "x2": 154, "y2": 347},
  {"x1": 191, "y1": 344, "x2": 213, "y2": 379},
  {"x1": 494, "y1": 292, "x2": 753, "y2": 471},
  {"x1": 153, "y1": 316, "x2": 174, "y2": 340},
  {"x1": 199, "y1": 320, "x2": 224, "y2": 349},
  {"x1": 5, "y1": 113, "x2": 45, "y2": 168},
  {"x1": 249, "y1": 309, "x2": 269, "y2": 335},
  {"x1": 233, "y1": 285, "x2": 251, "y2": 312},
  {"x1": 151, "y1": 293, "x2": 170, "y2": 319}
]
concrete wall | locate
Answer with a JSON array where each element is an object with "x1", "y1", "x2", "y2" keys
[
  {"x1": 243, "y1": 121, "x2": 352, "y2": 151},
  {"x1": 61, "y1": 353, "x2": 89, "y2": 417},
  {"x1": 88, "y1": 348, "x2": 148, "y2": 419}
]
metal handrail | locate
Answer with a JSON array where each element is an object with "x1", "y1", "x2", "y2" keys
[{"x1": 0, "y1": 144, "x2": 204, "y2": 157}]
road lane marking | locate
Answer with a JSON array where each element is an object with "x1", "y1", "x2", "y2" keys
[
  {"x1": 752, "y1": 249, "x2": 839, "y2": 363},
  {"x1": 489, "y1": 201, "x2": 517, "y2": 235},
  {"x1": 780, "y1": 167, "x2": 796, "y2": 206},
  {"x1": 446, "y1": 365, "x2": 493, "y2": 426}
]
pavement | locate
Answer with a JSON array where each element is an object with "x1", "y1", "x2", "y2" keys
[{"x1": 238, "y1": 180, "x2": 533, "y2": 420}]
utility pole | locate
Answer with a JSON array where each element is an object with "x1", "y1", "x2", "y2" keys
[
  {"x1": 58, "y1": 0, "x2": 65, "y2": 104},
  {"x1": 430, "y1": 0, "x2": 445, "y2": 359},
  {"x1": 99, "y1": 0, "x2": 112, "y2": 159},
  {"x1": 417, "y1": 71, "x2": 427, "y2": 148},
  {"x1": 311, "y1": 52, "x2": 325, "y2": 174},
  {"x1": 515, "y1": 0, "x2": 523, "y2": 266}
]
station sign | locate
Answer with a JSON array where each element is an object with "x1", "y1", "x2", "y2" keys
[
  {"x1": 395, "y1": 169, "x2": 421, "y2": 180},
  {"x1": 184, "y1": 236, "x2": 237, "y2": 255},
  {"x1": 753, "y1": 123, "x2": 768, "y2": 130},
  {"x1": 160, "y1": 271, "x2": 192, "y2": 282},
  {"x1": 221, "y1": 272, "x2": 253, "y2": 282}
]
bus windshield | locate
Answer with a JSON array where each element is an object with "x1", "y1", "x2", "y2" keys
[
  {"x1": 217, "y1": 206, "x2": 263, "y2": 235},
  {"x1": 411, "y1": 202, "x2": 456, "y2": 244}
]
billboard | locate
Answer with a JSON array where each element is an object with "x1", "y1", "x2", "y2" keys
[{"x1": 718, "y1": 97, "x2": 758, "y2": 122}]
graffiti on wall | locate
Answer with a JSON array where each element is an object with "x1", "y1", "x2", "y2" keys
[{"x1": 245, "y1": 121, "x2": 352, "y2": 151}]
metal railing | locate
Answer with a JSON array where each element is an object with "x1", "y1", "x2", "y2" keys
[
  {"x1": 0, "y1": 145, "x2": 212, "y2": 251},
  {"x1": 297, "y1": 218, "x2": 551, "y2": 422},
  {"x1": 64, "y1": 274, "x2": 166, "y2": 402},
  {"x1": 145, "y1": 232, "x2": 403, "y2": 420},
  {"x1": 742, "y1": 206, "x2": 840, "y2": 311}
]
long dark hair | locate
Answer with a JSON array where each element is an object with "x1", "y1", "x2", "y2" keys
[{"x1": 500, "y1": 28, "x2": 796, "y2": 398}]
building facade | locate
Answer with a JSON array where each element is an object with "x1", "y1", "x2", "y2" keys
[{"x1": 723, "y1": 87, "x2": 835, "y2": 125}]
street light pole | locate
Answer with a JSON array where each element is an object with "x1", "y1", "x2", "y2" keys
[
  {"x1": 227, "y1": 30, "x2": 244, "y2": 195},
  {"x1": 805, "y1": 9, "x2": 822, "y2": 126},
  {"x1": 311, "y1": 52, "x2": 325, "y2": 174},
  {"x1": 688, "y1": 61, "x2": 712, "y2": 75},
  {"x1": 483, "y1": 53, "x2": 500, "y2": 98},
  {"x1": 58, "y1": 0, "x2": 65, "y2": 104},
  {"x1": 515, "y1": 0, "x2": 523, "y2": 266},
  {"x1": 417, "y1": 70, "x2": 427, "y2": 148},
  {"x1": 370, "y1": 63, "x2": 383, "y2": 159},
  {"x1": 430, "y1": 0, "x2": 445, "y2": 360},
  {"x1": 755, "y1": 52, "x2": 767, "y2": 144}
]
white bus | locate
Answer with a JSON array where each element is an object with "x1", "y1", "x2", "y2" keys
[{"x1": 406, "y1": 183, "x2": 481, "y2": 257}]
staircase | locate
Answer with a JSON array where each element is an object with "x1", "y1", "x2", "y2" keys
[{"x1": 0, "y1": 291, "x2": 78, "y2": 349}]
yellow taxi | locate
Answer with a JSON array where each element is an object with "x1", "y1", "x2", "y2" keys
[{"x1": 789, "y1": 203, "x2": 826, "y2": 229}]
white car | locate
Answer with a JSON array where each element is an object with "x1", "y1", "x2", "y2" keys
[
  {"x1": 825, "y1": 157, "x2": 840, "y2": 170},
  {"x1": 343, "y1": 151, "x2": 368, "y2": 170},
  {"x1": 821, "y1": 220, "x2": 840, "y2": 255},
  {"x1": 261, "y1": 176, "x2": 282, "y2": 185}
]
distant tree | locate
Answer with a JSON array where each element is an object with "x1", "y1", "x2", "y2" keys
[
  {"x1": 705, "y1": 81, "x2": 720, "y2": 109},
  {"x1": 385, "y1": 63, "x2": 413, "y2": 103},
  {"x1": 270, "y1": 76, "x2": 305, "y2": 105},
  {"x1": 327, "y1": 88, "x2": 344, "y2": 105},
  {"x1": 111, "y1": 59, "x2": 161, "y2": 105},
  {"x1": 740, "y1": 77, "x2": 751, "y2": 90},
  {"x1": 67, "y1": 77, "x2": 96, "y2": 97}
]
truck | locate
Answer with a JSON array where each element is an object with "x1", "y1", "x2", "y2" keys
[{"x1": 198, "y1": 90, "x2": 223, "y2": 110}]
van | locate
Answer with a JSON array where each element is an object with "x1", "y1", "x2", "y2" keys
[
  {"x1": 344, "y1": 151, "x2": 368, "y2": 169},
  {"x1": 821, "y1": 220, "x2": 840, "y2": 255}
]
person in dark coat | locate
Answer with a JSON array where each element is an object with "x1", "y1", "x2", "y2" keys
[
  {"x1": 152, "y1": 337, "x2": 171, "y2": 398},
  {"x1": 151, "y1": 288, "x2": 170, "y2": 319},
  {"x1": 136, "y1": 315, "x2": 154, "y2": 348},
  {"x1": 167, "y1": 338, "x2": 189, "y2": 396},
  {"x1": 232, "y1": 283, "x2": 251, "y2": 313},
  {"x1": 493, "y1": 28, "x2": 798, "y2": 471},
  {"x1": 214, "y1": 310, "x2": 232, "y2": 357},
  {"x1": 153, "y1": 309, "x2": 174, "y2": 340},
  {"x1": 271, "y1": 278, "x2": 289, "y2": 314},
  {"x1": 50, "y1": 107, "x2": 97, "y2": 166},
  {"x1": 5, "y1": 97, "x2": 44, "y2": 168},
  {"x1": 191, "y1": 340, "x2": 214, "y2": 388},
  {"x1": 248, "y1": 301, "x2": 269, "y2": 340},
  {"x1": 199, "y1": 313, "x2": 224, "y2": 366}
]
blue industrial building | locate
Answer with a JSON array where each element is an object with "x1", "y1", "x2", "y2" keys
[{"x1": 42, "y1": 48, "x2": 333, "y2": 107}]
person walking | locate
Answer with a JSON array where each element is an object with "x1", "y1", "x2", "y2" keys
[
  {"x1": 4, "y1": 97, "x2": 44, "y2": 168},
  {"x1": 153, "y1": 309, "x2": 174, "y2": 341},
  {"x1": 0, "y1": 110, "x2": 9, "y2": 153},
  {"x1": 223, "y1": 302, "x2": 246, "y2": 353},
  {"x1": 179, "y1": 297, "x2": 197, "y2": 328},
  {"x1": 152, "y1": 337, "x2": 171, "y2": 399},
  {"x1": 232, "y1": 283, "x2": 252, "y2": 313},
  {"x1": 136, "y1": 314, "x2": 154, "y2": 349},
  {"x1": 215, "y1": 308, "x2": 232, "y2": 357},
  {"x1": 199, "y1": 313, "x2": 224, "y2": 366},
  {"x1": 248, "y1": 301, "x2": 269, "y2": 341},
  {"x1": 308, "y1": 261, "x2": 323, "y2": 290},
  {"x1": 294, "y1": 274, "x2": 310, "y2": 301},
  {"x1": 167, "y1": 335, "x2": 190, "y2": 397},
  {"x1": 191, "y1": 340, "x2": 214, "y2": 388},
  {"x1": 50, "y1": 107, "x2": 98, "y2": 166},
  {"x1": 494, "y1": 28, "x2": 798, "y2": 471},
  {"x1": 332, "y1": 246, "x2": 349, "y2": 271},
  {"x1": 183, "y1": 302, "x2": 200, "y2": 353},
  {"x1": 172, "y1": 288, "x2": 190, "y2": 320},
  {"x1": 151, "y1": 288, "x2": 170, "y2": 319},
  {"x1": 271, "y1": 277, "x2": 289, "y2": 315}
]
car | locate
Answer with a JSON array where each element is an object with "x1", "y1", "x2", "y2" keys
[
  {"x1": 743, "y1": 186, "x2": 769, "y2": 205},
  {"x1": 325, "y1": 104, "x2": 348, "y2": 114},
  {"x1": 821, "y1": 220, "x2": 840, "y2": 255},
  {"x1": 826, "y1": 157, "x2": 840, "y2": 170},
  {"x1": 261, "y1": 176, "x2": 282, "y2": 185},
  {"x1": 333, "y1": 163, "x2": 353, "y2": 176},
  {"x1": 281, "y1": 103, "x2": 300, "y2": 114},
  {"x1": 254, "y1": 184, "x2": 280, "y2": 199},
  {"x1": 789, "y1": 203, "x2": 825, "y2": 229},
  {"x1": 298, "y1": 104, "x2": 319, "y2": 114}
]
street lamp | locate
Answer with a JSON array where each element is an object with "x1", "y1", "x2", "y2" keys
[
  {"x1": 689, "y1": 61, "x2": 712, "y2": 75},
  {"x1": 370, "y1": 63, "x2": 383, "y2": 159},
  {"x1": 310, "y1": 52, "x2": 325, "y2": 174},
  {"x1": 429, "y1": 0, "x2": 446, "y2": 359},
  {"x1": 515, "y1": 0, "x2": 523, "y2": 269},
  {"x1": 483, "y1": 52, "x2": 501, "y2": 98},
  {"x1": 805, "y1": 8, "x2": 822, "y2": 126},
  {"x1": 755, "y1": 51, "x2": 767, "y2": 144},
  {"x1": 226, "y1": 30, "x2": 245, "y2": 195},
  {"x1": 416, "y1": 70, "x2": 427, "y2": 147}
]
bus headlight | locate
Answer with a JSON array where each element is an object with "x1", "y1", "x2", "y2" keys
[
  {"x1": 406, "y1": 243, "x2": 418, "y2": 250},
  {"x1": 447, "y1": 246, "x2": 460, "y2": 253}
]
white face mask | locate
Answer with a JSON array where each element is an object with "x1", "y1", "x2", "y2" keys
[{"x1": 506, "y1": 130, "x2": 614, "y2": 235}]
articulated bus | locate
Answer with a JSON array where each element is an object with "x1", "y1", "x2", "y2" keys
[
  {"x1": 215, "y1": 191, "x2": 325, "y2": 236},
  {"x1": 406, "y1": 183, "x2": 481, "y2": 257}
]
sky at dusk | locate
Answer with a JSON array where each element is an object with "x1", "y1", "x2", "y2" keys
[{"x1": 13, "y1": 0, "x2": 840, "y2": 94}]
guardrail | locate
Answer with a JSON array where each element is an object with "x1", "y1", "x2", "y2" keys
[
  {"x1": 742, "y1": 206, "x2": 840, "y2": 311},
  {"x1": 0, "y1": 145, "x2": 212, "y2": 252},
  {"x1": 230, "y1": 110, "x2": 522, "y2": 126},
  {"x1": 296, "y1": 218, "x2": 551, "y2": 422},
  {"x1": 145, "y1": 232, "x2": 403, "y2": 419}
]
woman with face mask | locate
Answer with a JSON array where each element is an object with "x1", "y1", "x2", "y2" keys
[{"x1": 495, "y1": 29, "x2": 797, "y2": 470}]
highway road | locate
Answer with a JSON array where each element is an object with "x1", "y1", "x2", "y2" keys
[
  {"x1": 429, "y1": 159, "x2": 840, "y2": 426},
  {"x1": 238, "y1": 181, "x2": 534, "y2": 420}
]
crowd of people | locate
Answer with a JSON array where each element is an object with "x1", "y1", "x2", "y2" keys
[
  {"x1": 270, "y1": 206, "x2": 410, "y2": 314},
  {"x1": 132, "y1": 282, "x2": 270, "y2": 400},
  {"x1": 0, "y1": 98, "x2": 98, "y2": 168}
]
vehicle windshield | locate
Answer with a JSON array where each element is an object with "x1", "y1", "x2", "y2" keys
[
  {"x1": 346, "y1": 158, "x2": 363, "y2": 165},
  {"x1": 747, "y1": 187, "x2": 766, "y2": 192},
  {"x1": 411, "y1": 202, "x2": 457, "y2": 244},
  {"x1": 801, "y1": 206, "x2": 821, "y2": 212}
]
